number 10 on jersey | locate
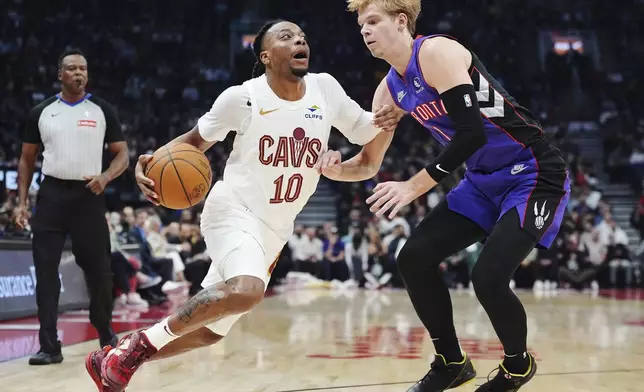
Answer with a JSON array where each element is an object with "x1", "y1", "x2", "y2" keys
[{"x1": 270, "y1": 174, "x2": 303, "y2": 204}]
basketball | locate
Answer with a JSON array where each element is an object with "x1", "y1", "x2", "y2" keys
[{"x1": 144, "y1": 142, "x2": 213, "y2": 209}]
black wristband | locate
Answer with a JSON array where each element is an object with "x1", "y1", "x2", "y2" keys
[{"x1": 424, "y1": 84, "x2": 486, "y2": 181}]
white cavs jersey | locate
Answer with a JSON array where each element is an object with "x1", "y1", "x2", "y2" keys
[{"x1": 197, "y1": 72, "x2": 381, "y2": 242}]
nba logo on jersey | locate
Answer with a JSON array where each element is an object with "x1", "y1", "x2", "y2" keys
[
  {"x1": 413, "y1": 77, "x2": 424, "y2": 93},
  {"x1": 464, "y1": 94, "x2": 472, "y2": 107}
]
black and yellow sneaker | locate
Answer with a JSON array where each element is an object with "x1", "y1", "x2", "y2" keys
[
  {"x1": 406, "y1": 352, "x2": 476, "y2": 392},
  {"x1": 475, "y1": 353, "x2": 537, "y2": 391}
]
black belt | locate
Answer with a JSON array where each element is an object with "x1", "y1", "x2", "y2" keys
[{"x1": 43, "y1": 175, "x2": 89, "y2": 187}]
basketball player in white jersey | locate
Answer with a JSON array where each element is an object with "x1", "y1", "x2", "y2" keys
[{"x1": 84, "y1": 20, "x2": 403, "y2": 391}]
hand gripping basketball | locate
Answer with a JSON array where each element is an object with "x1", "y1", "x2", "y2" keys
[
  {"x1": 142, "y1": 143, "x2": 212, "y2": 209},
  {"x1": 135, "y1": 154, "x2": 160, "y2": 205}
]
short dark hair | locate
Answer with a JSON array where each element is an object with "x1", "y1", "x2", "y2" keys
[
  {"x1": 251, "y1": 20, "x2": 285, "y2": 78},
  {"x1": 58, "y1": 48, "x2": 85, "y2": 71}
]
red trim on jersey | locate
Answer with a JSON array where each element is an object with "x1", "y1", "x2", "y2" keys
[
  {"x1": 415, "y1": 38, "x2": 434, "y2": 90},
  {"x1": 501, "y1": 96, "x2": 544, "y2": 135},
  {"x1": 522, "y1": 147, "x2": 540, "y2": 228},
  {"x1": 479, "y1": 111, "x2": 526, "y2": 148},
  {"x1": 431, "y1": 126, "x2": 452, "y2": 142},
  {"x1": 542, "y1": 180, "x2": 568, "y2": 235}
]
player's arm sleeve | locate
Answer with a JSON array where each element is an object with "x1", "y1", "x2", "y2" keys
[
  {"x1": 197, "y1": 85, "x2": 251, "y2": 142},
  {"x1": 23, "y1": 106, "x2": 43, "y2": 145},
  {"x1": 424, "y1": 85, "x2": 487, "y2": 182},
  {"x1": 318, "y1": 73, "x2": 381, "y2": 146},
  {"x1": 419, "y1": 37, "x2": 487, "y2": 182}
]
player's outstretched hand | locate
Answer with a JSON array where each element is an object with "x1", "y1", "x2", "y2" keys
[
  {"x1": 366, "y1": 181, "x2": 415, "y2": 219},
  {"x1": 135, "y1": 154, "x2": 160, "y2": 205},
  {"x1": 373, "y1": 105, "x2": 404, "y2": 132},
  {"x1": 314, "y1": 150, "x2": 344, "y2": 179}
]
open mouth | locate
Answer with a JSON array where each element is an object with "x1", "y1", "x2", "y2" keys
[{"x1": 292, "y1": 48, "x2": 309, "y2": 60}]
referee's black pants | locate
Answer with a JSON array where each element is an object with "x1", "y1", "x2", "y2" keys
[{"x1": 31, "y1": 176, "x2": 114, "y2": 353}]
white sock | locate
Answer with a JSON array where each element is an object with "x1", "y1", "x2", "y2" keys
[{"x1": 142, "y1": 317, "x2": 179, "y2": 350}]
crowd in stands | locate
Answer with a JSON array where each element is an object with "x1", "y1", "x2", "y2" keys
[
  {"x1": 1, "y1": 0, "x2": 644, "y2": 303},
  {"x1": 106, "y1": 206, "x2": 210, "y2": 308}
]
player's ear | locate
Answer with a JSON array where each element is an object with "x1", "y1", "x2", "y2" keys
[
  {"x1": 396, "y1": 13, "x2": 408, "y2": 31},
  {"x1": 260, "y1": 51, "x2": 270, "y2": 66}
]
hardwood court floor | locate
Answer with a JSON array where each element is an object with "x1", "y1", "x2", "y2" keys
[{"x1": 1, "y1": 288, "x2": 643, "y2": 392}]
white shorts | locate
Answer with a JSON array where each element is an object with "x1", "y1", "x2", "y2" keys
[{"x1": 199, "y1": 184, "x2": 286, "y2": 336}]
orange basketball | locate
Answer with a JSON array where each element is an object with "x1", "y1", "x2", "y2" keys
[{"x1": 145, "y1": 142, "x2": 213, "y2": 209}]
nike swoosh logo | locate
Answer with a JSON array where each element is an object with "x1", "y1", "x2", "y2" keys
[
  {"x1": 260, "y1": 108, "x2": 279, "y2": 115},
  {"x1": 435, "y1": 164, "x2": 449, "y2": 174},
  {"x1": 51, "y1": 113, "x2": 62, "y2": 117},
  {"x1": 511, "y1": 166, "x2": 527, "y2": 175}
]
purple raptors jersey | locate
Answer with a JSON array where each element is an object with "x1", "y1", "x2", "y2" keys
[
  {"x1": 386, "y1": 35, "x2": 545, "y2": 173},
  {"x1": 386, "y1": 35, "x2": 570, "y2": 249}
]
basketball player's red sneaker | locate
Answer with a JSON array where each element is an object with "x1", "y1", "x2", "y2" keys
[
  {"x1": 100, "y1": 332, "x2": 158, "y2": 392},
  {"x1": 85, "y1": 346, "x2": 117, "y2": 392}
]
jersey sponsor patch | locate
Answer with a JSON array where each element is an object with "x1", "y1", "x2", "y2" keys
[
  {"x1": 77, "y1": 120, "x2": 97, "y2": 127},
  {"x1": 305, "y1": 104, "x2": 323, "y2": 120}
]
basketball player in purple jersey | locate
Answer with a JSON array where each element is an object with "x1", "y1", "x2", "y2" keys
[{"x1": 318, "y1": 1, "x2": 570, "y2": 391}]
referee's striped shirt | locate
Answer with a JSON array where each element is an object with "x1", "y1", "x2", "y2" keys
[{"x1": 23, "y1": 93, "x2": 124, "y2": 180}]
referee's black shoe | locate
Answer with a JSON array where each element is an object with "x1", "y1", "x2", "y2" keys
[
  {"x1": 29, "y1": 344, "x2": 64, "y2": 366},
  {"x1": 407, "y1": 352, "x2": 476, "y2": 391}
]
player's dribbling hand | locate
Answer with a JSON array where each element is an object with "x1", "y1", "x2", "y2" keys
[
  {"x1": 135, "y1": 154, "x2": 160, "y2": 205},
  {"x1": 373, "y1": 105, "x2": 404, "y2": 132},
  {"x1": 366, "y1": 181, "x2": 415, "y2": 219},
  {"x1": 314, "y1": 150, "x2": 343, "y2": 179}
]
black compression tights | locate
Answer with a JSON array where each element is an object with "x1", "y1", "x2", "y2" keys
[{"x1": 397, "y1": 200, "x2": 537, "y2": 361}]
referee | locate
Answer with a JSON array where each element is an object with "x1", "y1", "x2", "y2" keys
[{"x1": 13, "y1": 49, "x2": 129, "y2": 365}]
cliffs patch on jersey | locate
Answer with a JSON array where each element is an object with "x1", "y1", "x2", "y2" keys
[
  {"x1": 305, "y1": 105, "x2": 323, "y2": 120},
  {"x1": 259, "y1": 127, "x2": 322, "y2": 168}
]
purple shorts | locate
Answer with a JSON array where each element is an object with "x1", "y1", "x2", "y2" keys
[{"x1": 446, "y1": 147, "x2": 570, "y2": 249}]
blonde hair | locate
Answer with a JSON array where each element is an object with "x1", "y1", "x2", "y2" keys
[{"x1": 347, "y1": 0, "x2": 421, "y2": 35}]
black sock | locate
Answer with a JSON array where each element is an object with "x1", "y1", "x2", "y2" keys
[
  {"x1": 433, "y1": 338, "x2": 463, "y2": 364},
  {"x1": 503, "y1": 352, "x2": 530, "y2": 375}
]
